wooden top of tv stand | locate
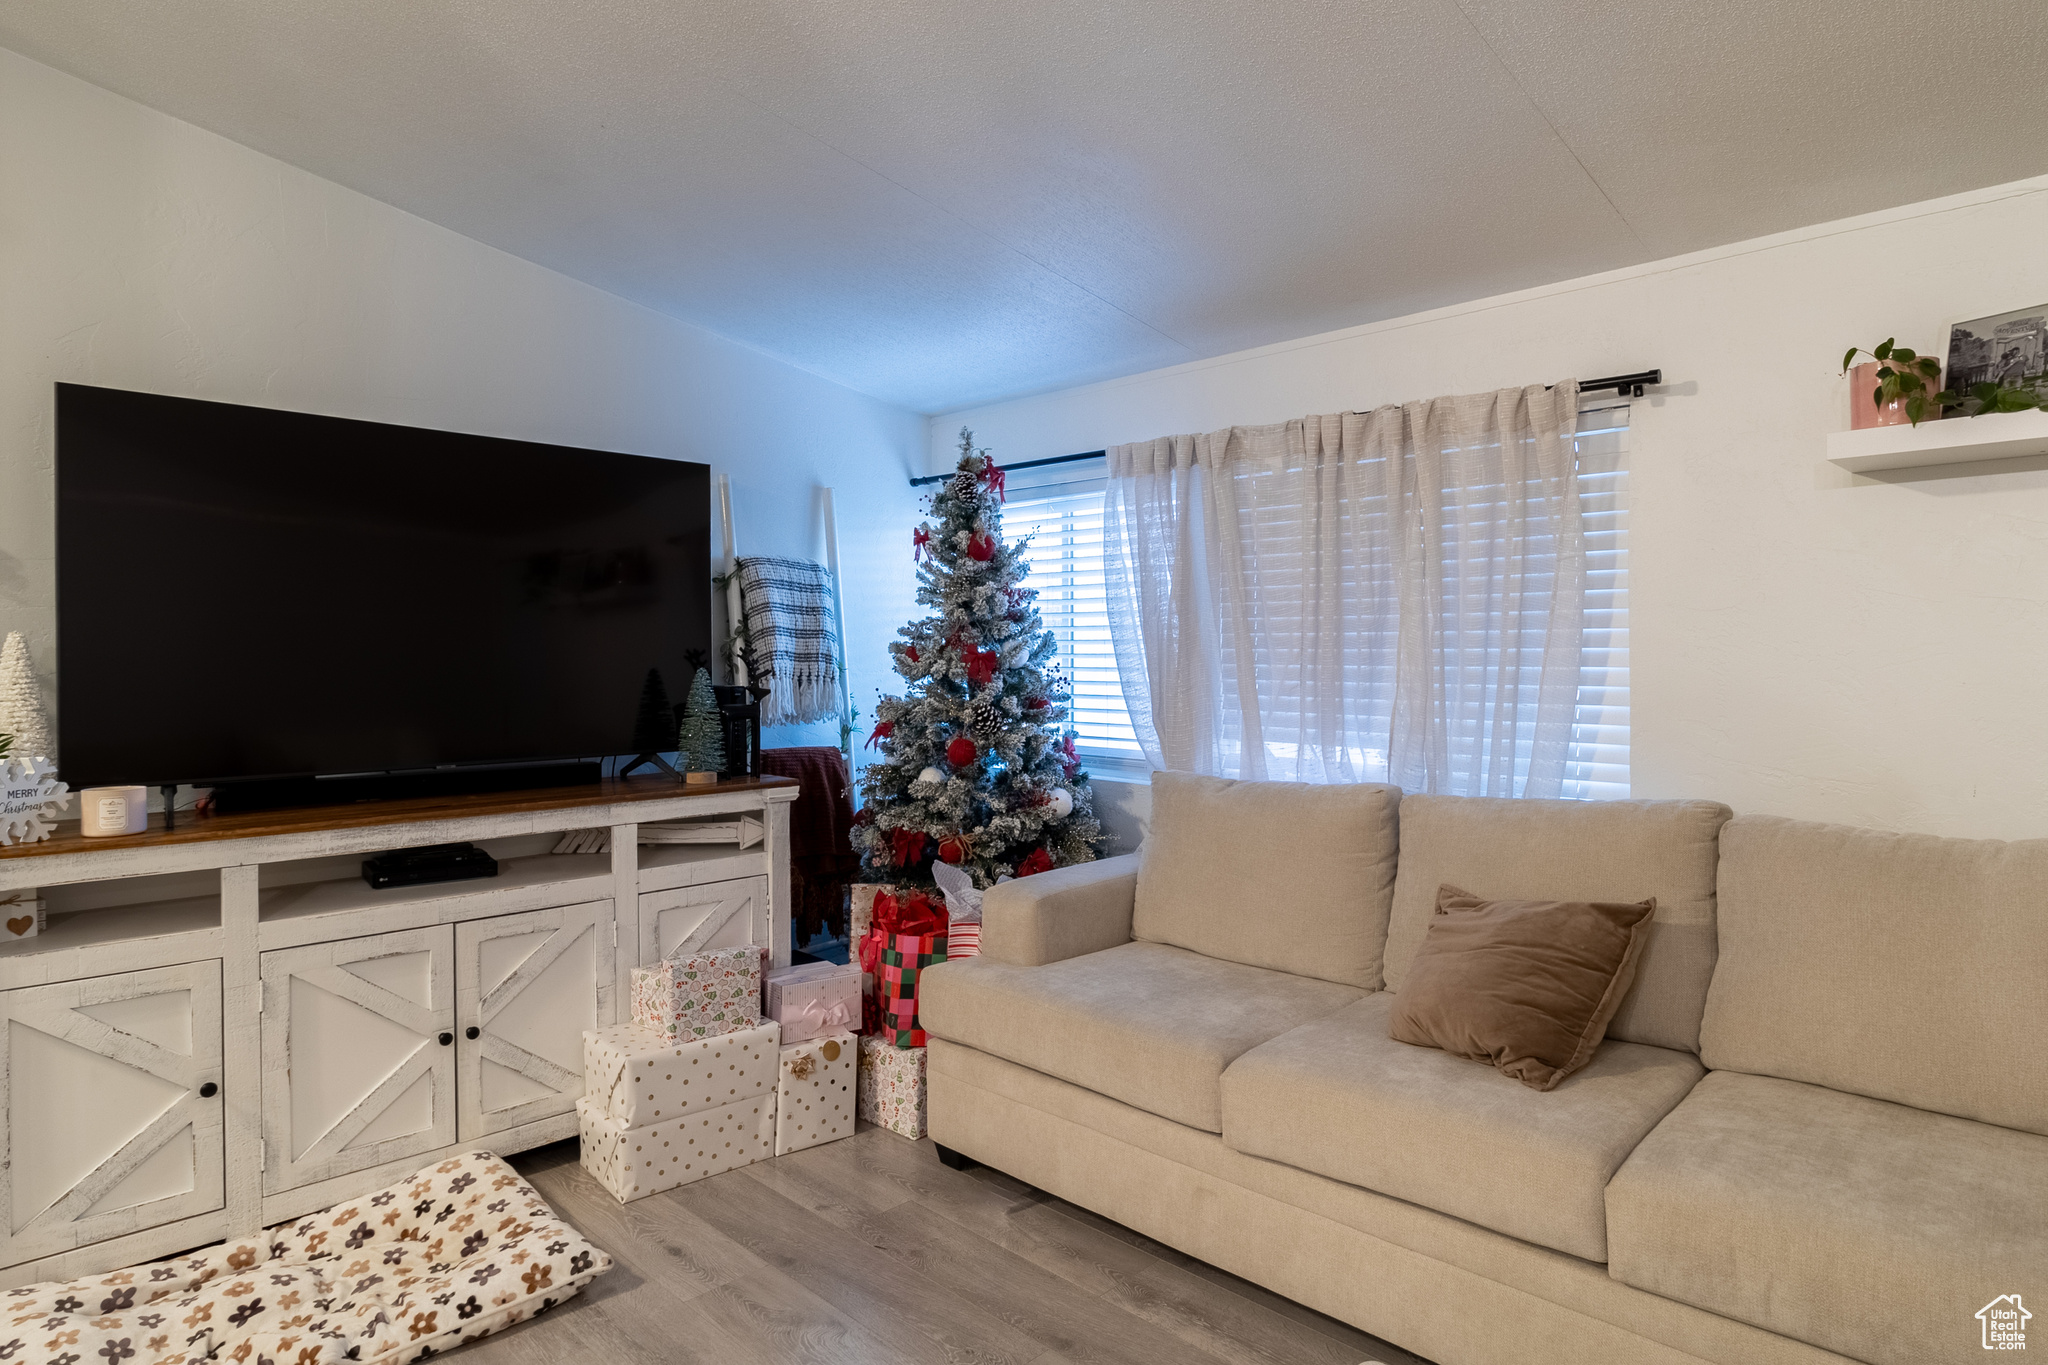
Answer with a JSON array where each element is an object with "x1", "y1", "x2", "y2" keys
[{"x1": 0, "y1": 774, "x2": 799, "y2": 863}]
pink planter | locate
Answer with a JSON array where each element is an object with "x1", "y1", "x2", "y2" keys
[{"x1": 1850, "y1": 359, "x2": 1942, "y2": 429}]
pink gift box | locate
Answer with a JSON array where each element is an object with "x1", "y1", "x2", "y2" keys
[
  {"x1": 631, "y1": 945, "x2": 763, "y2": 1041},
  {"x1": 765, "y1": 960, "x2": 863, "y2": 1045}
]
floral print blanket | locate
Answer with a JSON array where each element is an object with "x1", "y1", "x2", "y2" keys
[{"x1": 0, "y1": 1151, "x2": 609, "y2": 1365}]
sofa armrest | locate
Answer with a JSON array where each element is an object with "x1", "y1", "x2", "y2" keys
[{"x1": 979, "y1": 853, "x2": 1140, "y2": 966}]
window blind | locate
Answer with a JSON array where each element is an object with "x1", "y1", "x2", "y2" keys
[
  {"x1": 982, "y1": 404, "x2": 1628, "y2": 796},
  {"x1": 1003, "y1": 461, "x2": 1145, "y2": 764},
  {"x1": 1563, "y1": 405, "x2": 1631, "y2": 799}
]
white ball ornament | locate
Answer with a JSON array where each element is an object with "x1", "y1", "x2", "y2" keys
[
  {"x1": 1048, "y1": 787, "x2": 1074, "y2": 818},
  {"x1": 916, "y1": 766, "x2": 945, "y2": 787}
]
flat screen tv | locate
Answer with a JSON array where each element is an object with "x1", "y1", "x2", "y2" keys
[{"x1": 56, "y1": 383, "x2": 712, "y2": 797}]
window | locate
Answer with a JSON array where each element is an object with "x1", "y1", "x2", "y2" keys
[
  {"x1": 1003, "y1": 462, "x2": 1145, "y2": 767},
  {"x1": 997, "y1": 406, "x2": 1630, "y2": 796},
  {"x1": 1564, "y1": 404, "x2": 1631, "y2": 799}
]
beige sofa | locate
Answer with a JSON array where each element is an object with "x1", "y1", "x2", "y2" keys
[{"x1": 919, "y1": 773, "x2": 2048, "y2": 1365}]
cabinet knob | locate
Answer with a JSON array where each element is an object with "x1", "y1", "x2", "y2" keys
[
  {"x1": 465, "y1": 1026, "x2": 480, "y2": 1040},
  {"x1": 199, "y1": 1082, "x2": 219, "y2": 1099},
  {"x1": 438, "y1": 1032, "x2": 453, "y2": 1046}
]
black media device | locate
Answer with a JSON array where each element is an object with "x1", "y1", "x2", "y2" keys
[
  {"x1": 362, "y1": 843, "x2": 500, "y2": 891},
  {"x1": 55, "y1": 384, "x2": 713, "y2": 808}
]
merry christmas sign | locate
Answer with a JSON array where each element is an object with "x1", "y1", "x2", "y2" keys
[{"x1": 0, "y1": 757, "x2": 69, "y2": 845}]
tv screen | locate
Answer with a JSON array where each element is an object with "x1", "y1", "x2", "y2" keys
[{"x1": 56, "y1": 383, "x2": 712, "y2": 790}]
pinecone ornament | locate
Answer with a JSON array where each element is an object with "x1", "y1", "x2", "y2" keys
[
  {"x1": 970, "y1": 695, "x2": 1003, "y2": 740},
  {"x1": 948, "y1": 471, "x2": 980, "y2": 503}
]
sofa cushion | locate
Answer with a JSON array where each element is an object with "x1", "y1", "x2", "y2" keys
[
  {"x1": 919, "y1": 940, "x2": 1362, "y2": 1132},
  {"x1": 1133, "y1": 772, "x2": 1400, "y2": 988},
  {"x1": 1384, "y1": 795, "x2": 1731, "y2": 1052},
  {"x1": 1389, "y1": 886, "x2": 1656, "y2": 1091},
  {"x1": 1221, "y1": 992, "x2": 1702, "y2": 1261},
  {"x1": 1702, "y1": 814, "x2": 2048, "y2": 1135},
  {"x1": 1607, "y1": 1069, "x2": 2048, "y2": 1365}
]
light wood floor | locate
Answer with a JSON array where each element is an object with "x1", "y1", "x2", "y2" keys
[{"x1": 474, "y1": 1126, "x2": 1432, "y2": 1365}]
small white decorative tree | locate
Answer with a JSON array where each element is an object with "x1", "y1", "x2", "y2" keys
[{"x1": 0, "y1": 633, "x2": 51, "y2": 760}]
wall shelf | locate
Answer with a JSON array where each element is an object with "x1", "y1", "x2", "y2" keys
[{"x1": 1827, "y1": 409, "x2": 2048, "y2": 474}]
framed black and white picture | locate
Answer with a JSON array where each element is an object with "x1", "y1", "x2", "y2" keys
[{"x1": 1945, "y1": 304, "x2": 2048, "y2": 391}]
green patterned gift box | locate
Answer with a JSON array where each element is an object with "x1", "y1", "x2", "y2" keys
[
  {"x1": 630, "y1": 944, "x2": 763, "y2": 1040},
  {"x1": 856, "y1": 1034, "x2": 927, "y2": 1139}
]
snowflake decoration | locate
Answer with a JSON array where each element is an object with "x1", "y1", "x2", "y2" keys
[{"x1": 0, "y1": 756, "x2": 69, "y2": 846}]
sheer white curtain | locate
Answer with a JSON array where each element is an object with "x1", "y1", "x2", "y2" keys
[{"x1": 1104, "y1": 381, "x2": 1584, "y2": 796}]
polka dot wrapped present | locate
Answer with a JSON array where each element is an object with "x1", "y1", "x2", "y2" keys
[
  {"x1": 577, "y1": 1093, "x2": 774, "y2": 1201},
  {"x1": 774, "y1": 1031, "x2": 855, "y2": 1156},
  {"x1": 582, "y1": 1019, "x2": 781, "y2": 1127}
]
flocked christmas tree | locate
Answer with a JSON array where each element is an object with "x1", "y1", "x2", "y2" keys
[
  {"x1": 677, "y1": 668, "x2": 725, "y2": 776},
  {"x1": 852, "y1": 428, "x2": 1104, "y2": 889},
  {"x1": 0, "y1": 633, "x2": 51, "y2": 760}
]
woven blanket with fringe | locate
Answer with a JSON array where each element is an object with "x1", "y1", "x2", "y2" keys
[{"x1": 737, "y1": 555, "x2": 840, "y2": 726}]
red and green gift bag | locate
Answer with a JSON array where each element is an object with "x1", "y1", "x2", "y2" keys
[{"x1": 858, "y1": 889, "x2": 949, "y2": 1047}]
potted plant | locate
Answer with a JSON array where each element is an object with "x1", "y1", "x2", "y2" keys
[{"x1": 1840, "y1": 339, "x2": 1944, "y2": 428}]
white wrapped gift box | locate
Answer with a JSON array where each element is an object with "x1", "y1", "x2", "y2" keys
[
  {"x1": 577, "y1": 1092, "x2": 775, "y2": 1202},
  {"x1": 583, "y1": 1019, "x2": 781, "y2": 1127},
  {"x1": 774, "y1": 1031, "x2": 856, "y2": 1156}
]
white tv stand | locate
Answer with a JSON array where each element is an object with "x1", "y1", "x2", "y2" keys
[{"x1": 0, "y1": 775, "x2": 797, "y2": 1287}]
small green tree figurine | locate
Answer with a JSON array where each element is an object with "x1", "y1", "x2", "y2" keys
[{"x1": 678, "y1": 668, "x2": 725, "y2": 785}]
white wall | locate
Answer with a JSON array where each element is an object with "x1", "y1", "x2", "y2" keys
[
  {"x1": 0, "y1": 46, "x2": 924, "y2": 773},
  {"x1": 935, "y1": 177, "x2": 2048, "y2": 843}
]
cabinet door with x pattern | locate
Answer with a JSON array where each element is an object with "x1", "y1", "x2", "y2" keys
[
  {"x1": 0, "y1": 961, "x2": 224, "y2": 1266},
  {"x1": 454, "y1": 900, "x2": 611, "y2": 1141},
  {"x1": 259, "y1": 926, "x2": 455, "y2": 1195}
]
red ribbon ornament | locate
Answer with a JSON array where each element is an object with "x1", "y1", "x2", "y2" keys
[
  {"x1": 866, "y1": 720, "x2": 894, "y2": 748},
  {"x1": 981, "y1": 463, "x2": 1007, "y2": 502},
  {"x1": 1016, "y1": 847, "x2": 1054, "y2": 878},
  {"x1": 966, "y1": 647, "x2": 999, "y2": 688},
  {"x1": 889, "y1": 828, "x2": 929, "y2": 867},
  {"x1": 913, "y1": 526, "x2": 932, "y2": 561}
]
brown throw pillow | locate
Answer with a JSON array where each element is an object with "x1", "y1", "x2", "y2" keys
[{"x1": 1387, "y1": 884, "x2": 1656, "y2": 1091}]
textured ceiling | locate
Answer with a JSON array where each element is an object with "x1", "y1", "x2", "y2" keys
[{"x1": 5, "y1": 1, "x2": 2047, "y2": 413}]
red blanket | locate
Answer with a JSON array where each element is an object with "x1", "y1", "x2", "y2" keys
[{"x1": 759, "y1": 747, "x2": 860, "y2": 945}]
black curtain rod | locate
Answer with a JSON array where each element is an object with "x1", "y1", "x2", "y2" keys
[
  {"x1": 910, "y1": 449, "x2": 1106, "y2": 487},
  {"x1": 909, "y1": 370, "x2": 1661, "y2": 486},
  {"x1": 1575, "y1": 370, "x2": 1662, "y2": 397}
]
